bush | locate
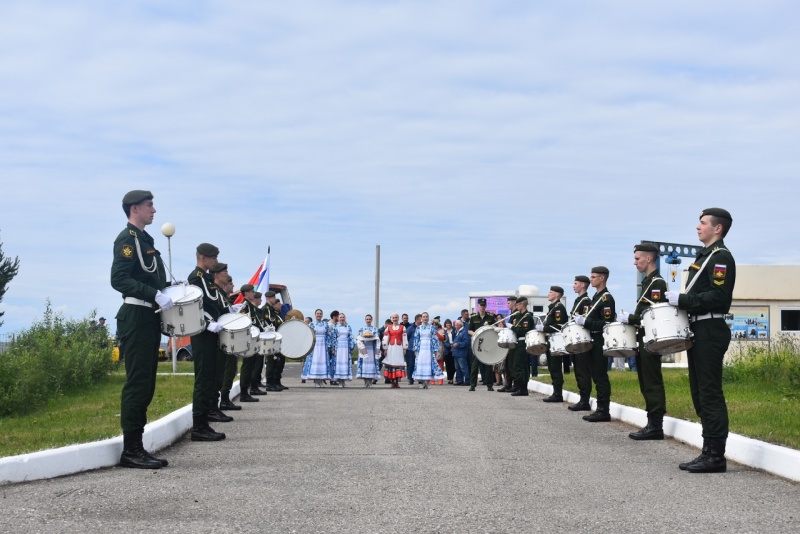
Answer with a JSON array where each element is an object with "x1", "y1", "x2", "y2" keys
[
  {"x1": 0, "y1": 302, "x2": 116, "y2": 416},
  {"x1": 723, "y1": 335, "x2": 800, "y2": 395}
]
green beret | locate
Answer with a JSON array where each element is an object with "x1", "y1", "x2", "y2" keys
[
  {"x1": 634, "y1": 243, "x2": 659, "y2": 253},
  {"x1": 507, "y1": 295, "x2": 517, "y2": 301},
  {"x1": 253, "y1": 291, "x2": 262, "y2": 298},
  {"x1": 550, "y1": 285, "x2": 564, "y2": 295},
  {"x1": 516, "y1": 296, "x2": 528, "y2": 305},
  {"x1": 701, "y1": 207, "x2": 732, "y2": 221},
  {"x1": 196, "y1": 243, "x2": 219, "y2": 257},
  {"x1": 240, "y1": 284, "x2": 254, "y2": 293},
  {"x1": 264, "y1": 290, "x2": 276, "y2": 298},
  {"x1": 574, "y1": 275, "x2": 590, "y2": 284},
  {"x1": 122, "y1": 190, "x2": 153, "y2": 206},
  {"x1": 209, "y1": 262, "x2": 228, "y2": 273},
  {"x1": 477, "y1": 298, "x2": 487, "y2": 305},
  {"x1": 591, "y1": 266, "x2": 609, "y2": 275}
]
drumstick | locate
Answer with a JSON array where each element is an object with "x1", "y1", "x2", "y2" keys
[{"x1": 492, "y1": 311, "x2": 519, "y2": 326}]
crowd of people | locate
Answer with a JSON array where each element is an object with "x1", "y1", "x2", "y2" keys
[{"x1": 112, "y1": 190, "x2": 736, "y2": 475}]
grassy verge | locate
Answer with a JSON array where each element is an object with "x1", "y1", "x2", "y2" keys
[
  {"x1": 552, "y1": 367, "x2": 800, "y2": 450},
  {"x1": 0, "y1": 369, "x2": 194, "y2": 457}
]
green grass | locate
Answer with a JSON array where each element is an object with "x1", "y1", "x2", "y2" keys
[
  {"x1": 0, "y1": 370, "x2": 194, "y2": 457},
  {"x1": 551, "y1": 366, "x2": 800, "y2": 450}
]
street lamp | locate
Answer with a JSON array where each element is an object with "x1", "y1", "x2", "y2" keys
[{"x1": 161, "y1": 222, "x2": 177, "y2": 373}]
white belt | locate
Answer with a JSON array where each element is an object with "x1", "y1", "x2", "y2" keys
[
  {"x1": 689, "y1": 312, "x2": 724, "y2": 323},
  {"x1": 124, "y1": 297, "x2": 153, "y2": 308}
]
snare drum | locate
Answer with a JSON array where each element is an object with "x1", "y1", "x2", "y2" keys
[
  {"x1": 642, "y1": 303, "x2": 693, "y2": 354},
  {"x1": 277, "y1": 319, "x2": 315, "y2": 359},
  {"x1": 217, "y1": 313, "x2": 253, "y2": 355},
  {"x1": 524, "y1": 330, "x2": 548, "y2": 355},
  {"x1": 159, "y1": 284, "x2": 205, "y2": 337},
  {"x1": 258, "y1": 329, "x2": 278, "y2": 355},
  {"x1": 548, "y1": 332, "x2": 568, "y2": 357},
  {"x1": 497, "y1": 328, "x2": 518, "y2": 349},
  {"x1": 241, "y1": 326, "x2": 261, "y2": 358},
  {"x1": 602, "y1": 322, "x2": 638, "y2": 358},
  {"x1": 471, "y1": 325, "x2": 506, "y2": 365},
  {"x1": 563, "y1": 320, "x2": 592, "y2": 354}
]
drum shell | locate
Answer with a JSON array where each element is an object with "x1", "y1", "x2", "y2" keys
[
  {"x1": 240, "y1": 326, "x2": 261, "y2": 358},
  {"x1": 641, "y1": 303, "x2": 694, "y2": 355},
  {"x1": 217, "y1": 313, "x2": 253, "y2": 355},
  {"x1": 524, "y1": 330, "x2": 548, "y2": 355},
  {"x1": 602, "y1": 322, "x2": 638, "y2": 358},
  {"x1": 159, "y1": 285, "x2": 205, "y2": 337},
  {"x1": 497, "y1": 328, "x2": 518, "y2": 349},
  {"x1": 471, "y1": 325, "x2": 506, "y2": 365},
  {"x1": 562, "y1": 321, "x2": 593, "y2": 354},
  {"x1": 548, "y1": 333, "x2": 568, "y2": 357}
]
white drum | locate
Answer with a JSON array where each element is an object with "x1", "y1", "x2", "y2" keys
[
  {"x1": 525, "y1": 330, "x2": 548, "y2": 355},
  {"x1": 258, "y1": 329, "x2": 279, "y2": 355},
  {"x1": 217, "y1": 312, "x2": 253, "y2": 355},
  {"x1": 602, "y1": 322, "x2": 638, "y2": 358},
  {"x1": 276, "y1": 319, "x2": 316, "y2": 359},
  {"x1": 159, "y1": 284, "x2": 205, "y2": 337},
  {"x1": 497, "y1": 328, "x2": 518, "y2": 349},
  {"x1": 548, "y1": 332, "x2": 568, "y2": 357},
  {"x1": 563, "y1": 320, "x2": 593, "y2": 354},
  {"x1": 642, "y1": 303, "x2": 693, "y2": 355},
  {"x1": 471, "y1": 325, "x2": 506, "y2": 365},
  {"x1": 240, "y1": 326, "x2": 261, "y2": 358}
]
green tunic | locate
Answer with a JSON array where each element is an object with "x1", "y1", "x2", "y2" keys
[
  {"x1": 570, "y1": 293, "x2": 592, "y2": 399},
  {"x1": 511, "y1": 311, "x2": 534, "y2": 386},
  {"x1": 468, "y1": 311, "x2": 496, "y2": 387},
  {"x1": 584, "y1": 288, "x2": 615, "y2": 405},
  {"x1": 188, "y1": 268, "x2": 227, "y2": 417},
  {"x1": 544, "y1": 301, "x2": 568, "y2": 390}
]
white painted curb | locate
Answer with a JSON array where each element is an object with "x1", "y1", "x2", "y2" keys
[
  {"x1": 0, "y1": 383, "x2": 240, "y2": 485},
  {"x1": 528, "y1": 380, "x2": 800, "y2": 483}
]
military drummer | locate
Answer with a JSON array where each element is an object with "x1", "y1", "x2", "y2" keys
[{"x1": 111, "y1": 190, "x2": 174, "y2": 469}]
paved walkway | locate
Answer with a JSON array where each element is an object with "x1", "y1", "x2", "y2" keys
[{"x1": 3, "y1": 366, "x2": 799, "y2": 533}]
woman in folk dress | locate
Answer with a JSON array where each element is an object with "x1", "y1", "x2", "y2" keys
[
  {"x1": 381, "y1": 313, "x2": 408, "y2": 388},
  {"x1": 331, "y1": 313, "x2": 356, "y2": 387},
  {"x1": 412, "y1": 312, "x2": 444, "y2": 389},
  {"x1": 356, "y1": 314, "x2": 381, "y2": 387},
  {"x1": 301, "y1": 309, "x2": 335, "y2": 387}
]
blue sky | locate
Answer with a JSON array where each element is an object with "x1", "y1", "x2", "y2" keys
[{"x1": 1, "y1": 1, "x2": 799, "y2": 335}]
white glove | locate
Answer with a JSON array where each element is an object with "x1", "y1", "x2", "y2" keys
[
  {"x1": 535, "y1": 324, "x2": 544, "y2": 332},
  {"x1": 666, "y1": 291, "x2": 681, "y2": 307},
  {"x1": 170, "y1": 279, "x2": 188, "y2": 286},
  {"x1": 154, "y1": 290, "x2": 174, "y2": 310},
  {"x1": 229, "y1": 303, "x2": 244, "y2": 313},
  {"x1": 618, "y1": 311, "x2": 629, "y2": 324},
  {"x1": 574, "y1": 316, "x2": 586, "y2": 326},
  {"x1": 207, "y1": 321, "x2": 223, "y2": 333}
]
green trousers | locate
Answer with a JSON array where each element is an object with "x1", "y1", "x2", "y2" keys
[
  {"x1": 589, "y1": 334, "x2": 611, "y2": 404},
  {"x1": 117, "y1": 304, "x2": 161, "y2": 434},
  {"x1": 687, "y1": 319, "x2": 731, "y2": 439},
  {"x1": 221, "y1": 353, "x2": 238, "y2": 395},
  {"x1": 546, "y1": 351, "x2": 564, "y2": 391},
  {"x1": 240, "y1": 355, "x2": 257, "y2": 392},
  {"x1": 191, "y1": 330, "x2": 219, "y2": 417},
  {"x1": 635, "y1": 336, "x2": 666, "y2": 417},
  {"x1": 512, "y1": 341, "x2": 528, "y2": 388},
  {"x1": 265, "y1": 353, "x2": 286, "y2": 383},
  {"x1": 572, "y1": 350, "x2": 592, "y2": 399}
]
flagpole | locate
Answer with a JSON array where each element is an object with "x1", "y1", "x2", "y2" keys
[{"x1": 375, "y1": 245, "x2": 380, "y2": 325}]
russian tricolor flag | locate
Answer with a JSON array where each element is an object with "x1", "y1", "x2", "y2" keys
[{"x1": 234, "y1": 247, "x2": 270, "y2": 304}]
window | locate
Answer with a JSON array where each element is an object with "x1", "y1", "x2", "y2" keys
[{"x1": 780, "y1": 308, "x2": 800, "y2": 332}]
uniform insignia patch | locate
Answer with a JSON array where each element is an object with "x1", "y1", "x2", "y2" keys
[
  {"x1": 555, "y1": 310, "x2": 561, "y2": 320},
  {"x1": 146, "y1": 249, "x2": 157, "y2": 255},
  {"x1": 713, "y1": 280, "x2": 725, "y2": 286},
  {"x1": 603, "y1": 307, "x2": 611, "y2": 319},
  {"x1": 689, "y1": 264, "x2": 700, "y2": 271},
  {"x1": 128, "y1": 229, "x2": 137, "y2": 237},
  {"x1": 713, "y1": 264, "x2": 727, "y2": 279},
  {"x1": 602, "y1": 295, "x2": 607, "y2": 302},
  {"x1": 121, "y1": 245, "x2": 133, "y2": 259},
  {"x1": 652, "y1": 289, "x2": 661, "y2": 301}
]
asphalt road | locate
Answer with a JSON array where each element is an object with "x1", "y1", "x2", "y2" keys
[{"x1": 3, "y1": 364, "x2": 799, "y2": 533}]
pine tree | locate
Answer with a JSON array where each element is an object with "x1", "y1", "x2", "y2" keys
[{"x1": 0, "y1": 232, "x2": 21, "y2": 328}]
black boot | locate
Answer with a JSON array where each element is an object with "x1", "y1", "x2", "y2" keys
[
  {"x1": 265, "y1": 379, "x2": 281, "y2": 392},
  {"x1": 568, "y1": 395, "x2": 591, "y2": 411},
  {"x1": 497, "y1": 381, "x2": 513, "y2": 392},
  {"x1": 686, "y1": 438, "x2": 727, "y2": 473},
  {"x1": 277, "y1": 380, "x2": 288, "y2": 390},
  {"x1": 239, "y1": 390, "x2": 259, "y2": 402},
  {"x1": 249, "y1": 386, "x2": 267, "y2": 396},
  {"x1": 583, "y1": 401, "x2": 611, "y2": 422},
  {"x1": 208, "y1": 400, "x2": 234, "y2": 423},
  {"x1": 219, "y1": 392, "x2": 241, "y2": 411},
  {"x1": 191, "y1": 416, "x2": 226, "y2": 442},
  {"x1": 629, "y1": 414, "x2": 664, "y2": 440},
  {"x1": 542, "y1": 387, "x2": 564, "y2": 403},
  {"x1": 511, "y1": 383, "x2": 529, "y2": 396},
  {"x1": 679, "y1": 441, "x2": 710, "y2": 471},
  {"x1": 119, "y1": 432, "x2": 162, "y2": 469}
]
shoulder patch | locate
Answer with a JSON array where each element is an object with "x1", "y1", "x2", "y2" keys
[
  {"x1": 713, "y1": 264, "x2": 727, "y2": 279},
  {"x1": 601, "y1": 295, "x2": 607, "y2": 302},
  {"x1": 121, "y1": 244, "x2": 134, "y2": 259},
  {"x1": 603, "y1": 307, "x2": 612, "y2": 319},
  {"x1": 128, "y1": 229, "x2": 137, "y2": 237},
  {"x1": 651, "y1": 289, "x2": 661, "y2": 301}
]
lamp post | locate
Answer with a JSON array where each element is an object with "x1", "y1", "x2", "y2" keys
[{"x1": 161, "y1": 222, "x2": 177, "y2": 373}]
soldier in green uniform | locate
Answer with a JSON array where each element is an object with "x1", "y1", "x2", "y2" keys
[
  {"x1": 188, "y1": 243, "x2": 227, "y2": 442},
  {"x1": 574, "y1": 266, "x2": 615, "y2": 422},
  {"x1": 567, "y1": 275, "x2": 593, "y2": 412},
  {"x1": 111, "y1": 190, "x2": 173, "y2": 469},
  {"x1": 510, "y1": 296, "x2": 534, "y2": 396},
  {"x1": 468, "y1": 298, "x2": 496, "y2": 391},
  {"x1": 497, "y1": 295, "x2": 517, "y2": 392},
  {"x1": 218, "y1": 275, "x2": 244, "y2": 412},
  {"x1": 248, "y1": 291, "x2": 269, "y2": 395},
  {"x1": 619, "y1": 243, "x2": 668, "y2": 440},
  {"x1": 236, "y1": 284, "x2": 261, "y2": 403},
  {"x1": 263, "y1": 290, "x2": 286, "y2": 391},
  {"x1": 539, "y1": 286, "x2": 569, "y2": 402},
  {"x1": 206, "y1": 263, "x2": 235, "y2": 422},
  {"x1": 667, "y1": 208, "x2": 735, "y2": 473}
]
